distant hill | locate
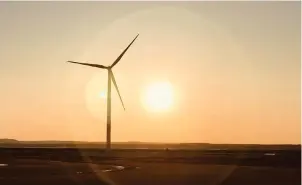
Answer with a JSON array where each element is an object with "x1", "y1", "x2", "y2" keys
[
  {"x1": 0, "y1": 139, "x2": 19, "y2": 143},
  {"x1": 0, "y1": 139, "x2": 300, "y2": 150}
]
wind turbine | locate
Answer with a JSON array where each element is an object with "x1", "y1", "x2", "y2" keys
[{"x1": 67, "y1": 34, "x2": 139, "y2": 150}]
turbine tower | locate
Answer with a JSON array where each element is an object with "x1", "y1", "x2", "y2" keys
[{"x1": 67, "y1": 34, "x2": 139, "y2": 150}]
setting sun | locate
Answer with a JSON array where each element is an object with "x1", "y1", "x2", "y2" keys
[{"x1": 143, "y1": 81, "x2": 174, "y2": 112}]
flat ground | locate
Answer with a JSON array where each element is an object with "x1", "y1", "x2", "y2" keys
[{"x1": 0, "y1": 148, "x2": 300, "y2": 185}]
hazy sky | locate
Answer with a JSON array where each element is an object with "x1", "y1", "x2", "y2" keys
[{"x1": 0, "y1": 1, "x2": 300, "y2": 144}]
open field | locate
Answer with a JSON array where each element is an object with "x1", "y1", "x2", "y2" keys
[{"x1": 0, "y1": 147, "x2": 300, "y2": 185}]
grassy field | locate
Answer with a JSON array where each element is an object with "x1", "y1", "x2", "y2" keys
[{"x1": 0, "y1": 143, "x2": 300, "y2": 185}]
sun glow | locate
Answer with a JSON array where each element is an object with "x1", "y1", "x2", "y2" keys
[
  {"x1": 99, "y1": 91, "x2": 107, "y2": 99},
  {"x1": 143, "y1": 81, "x2": 174, "y2": 112}
]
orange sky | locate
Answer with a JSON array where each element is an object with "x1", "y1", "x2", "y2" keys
[{"x1": 0, "y1": 2, "x2": 300, "y2": 144}]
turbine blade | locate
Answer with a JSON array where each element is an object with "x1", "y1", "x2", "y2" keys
[
  {"x1": 110, "y1": 70, "x2": 125, "y2": 110},
  {"x1": 110, "y1": 34, "x2": 139, "y2": 68},
  {"x1": 67, "y1": 61, "x2": 107, "y2": 69}
]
